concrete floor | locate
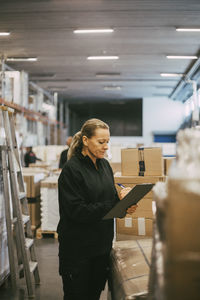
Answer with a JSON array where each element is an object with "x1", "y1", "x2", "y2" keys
[{"x1": 0, "y1": 238, "x2": 108, "y2": 300}]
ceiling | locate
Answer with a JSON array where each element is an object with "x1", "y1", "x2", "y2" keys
[{"x1": 0, "y1": 0, "x2": 200, "y2": 103}]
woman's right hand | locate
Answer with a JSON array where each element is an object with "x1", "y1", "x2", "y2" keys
[{"x1": 119, "y1": 187, "x2": 132, "y2": 200}]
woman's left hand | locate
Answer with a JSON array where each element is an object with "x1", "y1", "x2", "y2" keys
[{"x1": 119, "y1": 186, "x2": 138, "y2": 215}]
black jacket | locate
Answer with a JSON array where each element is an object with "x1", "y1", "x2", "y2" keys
[
  {"x1": 59, "y1": 148, "x2": 69, "y2": 169},
  {"x1": 57, "y1": 153, "x2": 119, "y2": 272},
  {"x1": 24, "y1": 151, "x2": 41, "y2": 167}
]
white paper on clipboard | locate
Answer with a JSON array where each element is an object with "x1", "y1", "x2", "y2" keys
[{"x1": 103, "y1": 183, "x2": 154, "y2": 220}]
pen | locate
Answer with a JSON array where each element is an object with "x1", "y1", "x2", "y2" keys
[{"x1": 117, "y1": 183, "x2": 126, "y2": 188}]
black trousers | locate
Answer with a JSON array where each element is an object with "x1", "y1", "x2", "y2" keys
[{"x1": 61, "y1": 253, "x2": 110, "y2": 300}]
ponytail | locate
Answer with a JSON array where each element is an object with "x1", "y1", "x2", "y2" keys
[
  {"x1": 67, "y1": 118, "x2": 109, "y2": 160},
  {"x1": 67, "y1": 131, "x2": 82, "y2": 160}
]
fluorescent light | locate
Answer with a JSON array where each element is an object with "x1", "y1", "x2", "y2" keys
[
  {"x1": 176, "y1": 28, "x2": 200, "y2": 32},
  {"x1": 185, "y1": 102, "x2": 190, "y2": 117},
  {"x1": 87, "y1": 56, "x2": 119, "y2": 60},
  {"x1": 166, "y1": 55, "x2": 198, "y2": 59},
  {"x1": 6, "y1": 57, "x2": 37, "y2": 62},
  {"x1": 104, "y1": 86, "x2": 122, "y2": 91},
  {"x1": 48, "y1": 86, "x2": 67, "y2": 90},
  {"x1": 160, "y1": 73, "x2": 184, "y2": 77},
  {"x1": 74, "y1": 29, "x2": 114, "y2": 34},
  {"x1": 96, "y1": 72, "x2": 121, "y2": 77},
  {"x1": 0, "y1": 32, "x2": 10, "y2": 36}
]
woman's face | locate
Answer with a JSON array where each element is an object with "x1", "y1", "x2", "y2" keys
[{"x1": 82, "y1": 128, "x2": 110, "y2": 160}]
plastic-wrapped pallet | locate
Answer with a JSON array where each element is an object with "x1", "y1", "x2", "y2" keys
[
  {"x1": 149, "y1": 127, "x2": 200, "y2": 300},
  {"x1": 110, "y1": 238, "x2": 152, "y2": 300},
  {"x1": 40, "y1": 176, "x2": 59, "y2": 231},
  {"x1": 33, "y1": 145, "x2": 66, "y2": 169}
]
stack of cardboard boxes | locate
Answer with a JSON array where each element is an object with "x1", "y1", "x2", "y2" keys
[
  {"x1": 22, "y1": 168, "x2": 49, "y2": 230},
  {"x1": 115, "y1": 147, "x2": 165, "y2": 239},
  {"x1": 164, "y1": 178, "x2": 200, "y2": 299}
]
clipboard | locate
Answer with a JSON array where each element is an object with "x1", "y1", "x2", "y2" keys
[{"x1": 103, "y1": 183, "x2": 154, "y2": 220}]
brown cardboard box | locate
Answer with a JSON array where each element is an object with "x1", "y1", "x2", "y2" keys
[
  {"x1": 23, "y1": 175, "x2": 41, "y2": 198},
  {"x1": 114, "y1": 173, "x2": 165, "y2": 198},
  {"x1": 23, "y1": 176, "x2": 30, "y2": 196},
  {"x1": 131, "y1": 198, "x2": 153, "y2": 218},
  {"x1": 22, "y1": 168, "x2": 48, "y2": 198},
  {"x1": 166, "y1": 178, "x2": 200, "y2": 255},
  {"x1": 121, "y1": 148, "x2": 138, "y2": 176},
  {"x1": 163, "y1": 178, "x2": 200, "y2": 299},
  {"x1": 164, "y1": 157, "x2": 176, "y2": 175},
  {"x1": 165, "y1": 260, "x2": 200, "y2": 300},
  {"x1": 110, "y1": 162, "x2": 121, "y2": 174},
  {"x1": 114, "y1": 174, "x2": 165, "y2": 220},
  {"x1": 114, "y1": 173, "x2": 165, "y2": 185},
  {"x1": 121, "y1": 147, "x2": 163, "y2": 176},
  {"x1": 116, "y1": 217, "x2": 153, "y2": 237},
  {"x1": 28, "y1": 196, "x2": 41, "y2": 228}
]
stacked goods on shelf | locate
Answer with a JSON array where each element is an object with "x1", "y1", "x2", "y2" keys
[
  {"x1": 0, "y1": 158, "x2": 9, "y2": 285},
  {"x1": 149, "y1": 128, "x2": 200, "y2": 300},
  {"x1": 115, "y1": 152, "x2": 165, "y2": 239},
  {"x1": 22, "y1": 167, "x2": 49, "y2": 230},
  {"x1": 40, "y1": 176, "x2": 59, "y2": 232},
  {"x1": 22, "y1": 167, "x2": 48, "y2": 198},
  {"x1": 0, "y1": 115, "x2": 9, "y2": 285},
  {"x1": 32, "y1": 145, "x2": 66, "y2": 169},
  {"x1": 110, "y1": 238, "x2": 152, "y2": 299}
]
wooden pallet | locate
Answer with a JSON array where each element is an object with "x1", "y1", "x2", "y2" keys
[
  {"x1": 36, "y1": 228, "x2": 58, "y2": 239},
  {"x1": 31, "y1": 225, "x2": 39, "y2": 237}
]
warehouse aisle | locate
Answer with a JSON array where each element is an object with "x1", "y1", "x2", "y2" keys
[{"x1": 0, "y1": 238, "x2": 108, "y2": 300}]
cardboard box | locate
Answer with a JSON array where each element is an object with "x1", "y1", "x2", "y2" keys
[
  {"x1": 166, "y1": 178, "x2": 200, "y2": 255},
  {"x1": 163, "y1": 178, "x2": 200, "y2": 299},
  {"x1": 164, "y1": 157, "x2": 176, "y2": 175},
  {"x1": 114, "y1": 173, "x2": 165, "y2": 185},
  {"x1": 165, "y1": 260, "x2": 200, "y2": 300},
  {"x1": 121, "y1": 147, "x2": 163, "y2": 176},
  {"x1": 28, "y1": 196, "x2": 41, "y2": 228},
  {"x1": 116, "y1": 217, "x2": 153, "y2": 237},
  {"x1": 40, "y1": 176, "x2": 58, "y2": 188},
  {"x1": 114, "y1": 174, "x2": 165, "y2": 220},
  {"x1": 110, "y1": 162, "x2": 121, "y2": 174},
  {"x1": 23, "y1": 172, "x2": 45, "y2": 198}
]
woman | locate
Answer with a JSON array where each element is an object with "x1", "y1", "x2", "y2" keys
[{"x1": 57, "y1": 118, "x2": 137, "y2": 300}]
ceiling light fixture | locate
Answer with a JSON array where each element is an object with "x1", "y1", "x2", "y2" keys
[
  {"x1": 96, "y1": 72, "x2": 121, "y2": 77},
  {"x1": 160, "y1": 73, "x2": 184, "y2": 77},
  {"x1": 104, "y1": 86, "x2": 122, "y2": 91},
  {"x1": 6, "y1": 57, "x2": 38, "y2": 62},
  {"x1": 0, "y1": 32, "x2": 10, "y2": 36},
  {"x1": 176, "y1": 28, "x2": 200, "y2": 32},
  {"x1": 48, "y1": 86, "x2": 67, "y2": 90},
  {"x1": 74, "y1": 29, "x2": 114, "y2": 34},
  {"x1": 166, "y1": 55, "x2": 198, "y2": 59},
  {"x1": 87, "y1": 56, "x2": 119, "y2": 60}
]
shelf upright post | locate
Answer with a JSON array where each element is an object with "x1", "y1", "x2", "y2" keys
[{"x1": 1, "y1": 55, "x2": 6, "y2": 102}]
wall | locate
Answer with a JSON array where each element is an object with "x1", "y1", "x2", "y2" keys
[{"x1": 109, "y1": 97, "x2": 185, "y2": 162}]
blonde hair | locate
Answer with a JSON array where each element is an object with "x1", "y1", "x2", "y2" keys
[{"x1": 67, "y1": 118, "x2": 109, "y2": 160}]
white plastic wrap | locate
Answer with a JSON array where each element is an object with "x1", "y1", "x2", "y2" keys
[
  {"x1": 171, "y1": 128, "x2": 200, "y2": 179},
  {"x1": 40, "y1": 186, "x2": 59, "y2": 231}
]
